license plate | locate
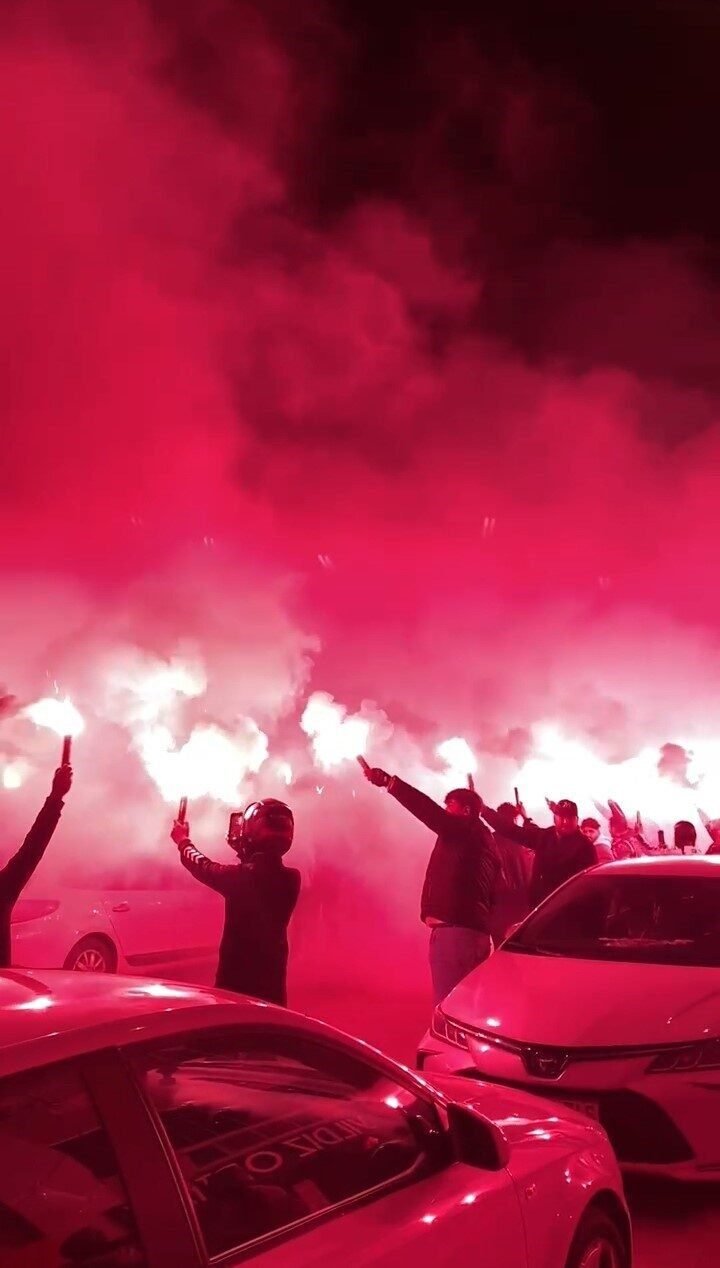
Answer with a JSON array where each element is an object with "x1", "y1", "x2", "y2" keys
[{"x1": 558, "y1": 1098, "x2": 600, "y2": 1121}]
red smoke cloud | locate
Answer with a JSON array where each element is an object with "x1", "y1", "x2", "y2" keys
[{"x1": 3, "y1": 1, "x2": 720, "y2": 992}]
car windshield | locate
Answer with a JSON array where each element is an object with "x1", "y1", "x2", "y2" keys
[{"x1": 505, "y1": 873, "x2": 720, "y2": 967}]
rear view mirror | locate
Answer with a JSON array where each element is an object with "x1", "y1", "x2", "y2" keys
[{"x1": 447, "y1": 1102, "x2": 510, "y2": 1171}]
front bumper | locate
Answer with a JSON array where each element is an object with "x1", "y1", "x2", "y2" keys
[{"x1": 418, "y1": 1025, "x2": 720, "y2": 1180}]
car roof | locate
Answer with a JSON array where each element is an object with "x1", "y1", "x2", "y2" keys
[
  {"x1": 0, "y1": 969, "x2": 306, "y2": 1079},
  {"x1": 593, "y1": 855, "x2": 720, "y2": 876}
]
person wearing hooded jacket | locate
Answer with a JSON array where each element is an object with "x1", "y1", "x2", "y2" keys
[
  {"x1": 479, "y1": 796, "x2": 597, "y2": 907},
  {"x1": 172, "y1": 799, "x2": 301, "y2": 1006},
  {"x1": 360, "y1": 765, "x2": 499, "y2": 1004}
]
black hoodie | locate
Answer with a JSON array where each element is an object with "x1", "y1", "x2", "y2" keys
[{"x1": 179, "y1": 841, "x2": 300, "y2": 1005}]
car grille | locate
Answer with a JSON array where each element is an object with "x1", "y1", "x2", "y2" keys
[
  {"x1": 456, "y1": 1070, "x2": 693, "y2": 1164},
  {"x1": 442, "y1": 1017, "x2": 687, "y2": 1066}
]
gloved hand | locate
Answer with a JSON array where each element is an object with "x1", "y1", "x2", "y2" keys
[
  {"x1": 364, "y1": 767, "x2": 392, "y2": 788},
  {"x1": 171, "y1": 818, "x2": 190, "y2": 846},
  {"x1": 52, "y1": 765, "x2": 73, "y2": 799}
]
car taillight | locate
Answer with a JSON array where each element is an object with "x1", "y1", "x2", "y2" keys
[
  {"x1": 648, "y1": 1039, "x2": 720, "y2": 1073},
  {"x1": 11, "y1": 900, "x2": 60, "y2": 924},
  {"x1": 431, "y1": 1007, "x2": 471, "y2": 1051}
]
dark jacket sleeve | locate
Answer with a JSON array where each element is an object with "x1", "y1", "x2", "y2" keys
[
  {"x1": 178, "y1": 841, "x2": 238, "y2": 896},
  {"x1": 580, "y1": 838, "x2": 600, "y2": 869},
  {"x1": 481, "y1": 806, "x2": 545, "y2": 854},
  {"x1": 0, "y1": 794, "x2": 64, "y2": 904},
  {"x1": 286, "y1": 867, "x2": 302, "y2": 921},
  {"x1": 387, "y1": 777, "x2": 466, "y2": 840}
]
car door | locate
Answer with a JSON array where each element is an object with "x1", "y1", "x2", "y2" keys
[
  {"x1": 169, "y1": 872, "x2": 224, "y2": 970},
  {"x1": 102, "y1": 862, "x2": 222, "y2": 973},
  {"x1": 125, "y1": 1022, "x2": 527, "y2": 1268},
  {"x1": 102, "y1": 881, "x2": 180, "y2": 967}
]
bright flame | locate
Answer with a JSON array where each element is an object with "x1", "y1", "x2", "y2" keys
[
  {"x1": 437, "y1": 736, "x2": 477, "y2": 787},
  {"x1": 300, "y1": 692, "x2": 371, "y2": 770},
  {"x1": 136, "y1": 720, "x2": 268, "y2": 805},
  {"x1": 515, "y1": 723, "x2": 720, "y2": 831},
  {"x1": 24, "y1": 696, "x2": 85, "y2": 738},
  {"x1": 2, "y1": 762, "x2": 27, "y2": 790}
]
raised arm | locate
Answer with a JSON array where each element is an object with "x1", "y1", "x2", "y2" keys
[
  {"x1": 0, "y1": 766, "x2": 72, "y2": 904},
  {"x1": 386, "y1": 776, "x2": 454, "y2": 836},
  {"x1": 359, "y1": 766, "x2": 479, "y2": 842},
  {"x1": 480, "y1": 804, "x2": 544, "y2": 852},
  {"x1": 171, "y1": 819, "x2": 237, "y2": 896}
]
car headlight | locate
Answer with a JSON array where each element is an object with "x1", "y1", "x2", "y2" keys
[
  {"x1": 431, "y1": 1007, "x2": 470, "y2": 1051},
  {"x1": 648, "y1": 1039, "x2": 720, "y2": 1073}
]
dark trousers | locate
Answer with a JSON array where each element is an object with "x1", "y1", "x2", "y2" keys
[{"x1": 429, "y1": 926, "x2": 493, "y2": 1005}]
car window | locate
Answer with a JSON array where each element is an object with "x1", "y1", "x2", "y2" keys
[
  {"x1": 0, "y1": 1061, "x2": 146, "y2": 1266},
  {"x1": 506, "y1": 872, "x2": 720, "y2": 965},
  {"x1": 61, "y1": 863, "x2": 196, "y2": 892},
  {"x1": 128, "y1": 1026, "x2": 441, "y2": 1260}
]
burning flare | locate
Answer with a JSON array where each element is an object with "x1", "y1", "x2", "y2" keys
[
  {"x1": 23, "y1": 696, "x2": 85, "y2": 738},
  {"x1": 2, "y1": 761, "x2": 27, "y2": 791},
  {"x1": 136, "y1": 720, "x2": 268, "y2": 805},
  {"x1": 300, "y1": 692, "x2": 371, "y2": 770},
  {"x1": 437, "y1": 736, "x2": 478, "y2": 788}
]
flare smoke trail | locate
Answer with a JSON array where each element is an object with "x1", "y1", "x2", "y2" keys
[{"x1": 3, "y1": 0, "x2": 720, "y2": 987}]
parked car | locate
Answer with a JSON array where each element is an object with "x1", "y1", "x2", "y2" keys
[
  {"x1": 12, "y1": 860, "x2": 222, "y2": 974},
  {"x1": 0, "y1": 968, "x2": 631, "y2": 1268},
  {"x1": 419, "y1": 855, "x2": 720, "y2": 1181}
]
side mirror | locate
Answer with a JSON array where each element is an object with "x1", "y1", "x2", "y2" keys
[{"x1": 447, "y1": 1102, "x2": 510, "y2": 1171}]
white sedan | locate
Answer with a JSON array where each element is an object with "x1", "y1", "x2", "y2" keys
[
  {"x1": 419, "y1": 855, "x2": 720, "y2": 1182},
  {"x1": 0, "y1": 969, "x2": 630, "y2": 1268},
  {"x1": 11, "y1": 863, "x2": 222, "y2": 974}
]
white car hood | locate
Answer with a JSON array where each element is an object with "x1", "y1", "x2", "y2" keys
[{"x1": 443, "y1": 947, "x2": 720, "y2": 1047}]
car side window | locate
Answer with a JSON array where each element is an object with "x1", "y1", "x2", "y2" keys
[
  {"x1": 0, "y1": 1061, "x2": 146, "y2": 1266},
  {"x1": 129, "y1": 1026, "x2": 442, "y2": 1260}
]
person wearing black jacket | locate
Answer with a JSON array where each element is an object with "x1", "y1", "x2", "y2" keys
[
  {"x1": 488, "y1": 802, "x2": 533, "y2": 943},
  {"x1": 172, "y1": 799, "x2": 301, "y2": 1006},
  {"x1": 479, "y1": 796, "x2": 596, "y2": 907},
  {"x1": 0, "y1": 763, "x2": 73, "y2": 967},
  {"x1": 361, "y1": 766, "x2": 499, "y2": 1004}
]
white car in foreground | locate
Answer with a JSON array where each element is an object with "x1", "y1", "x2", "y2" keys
[
  {"x1": 0, "y1": 970, "x2": 630, "y2": 1268},
  {"x1": 419, "y1": 855, "x2": 720, "y2": 1182}
]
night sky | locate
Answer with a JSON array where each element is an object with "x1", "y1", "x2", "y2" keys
[{"x1": 331, "y1": 0, "x2": 720, "y2": 239}]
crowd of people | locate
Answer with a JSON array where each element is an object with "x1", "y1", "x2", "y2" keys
[
  {"x1": 358, "y1": 764, "x2": 720, "y2": 1005},
  {"x1": 2, "y1": 756, "x2": 718, "y2": 1019}
]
